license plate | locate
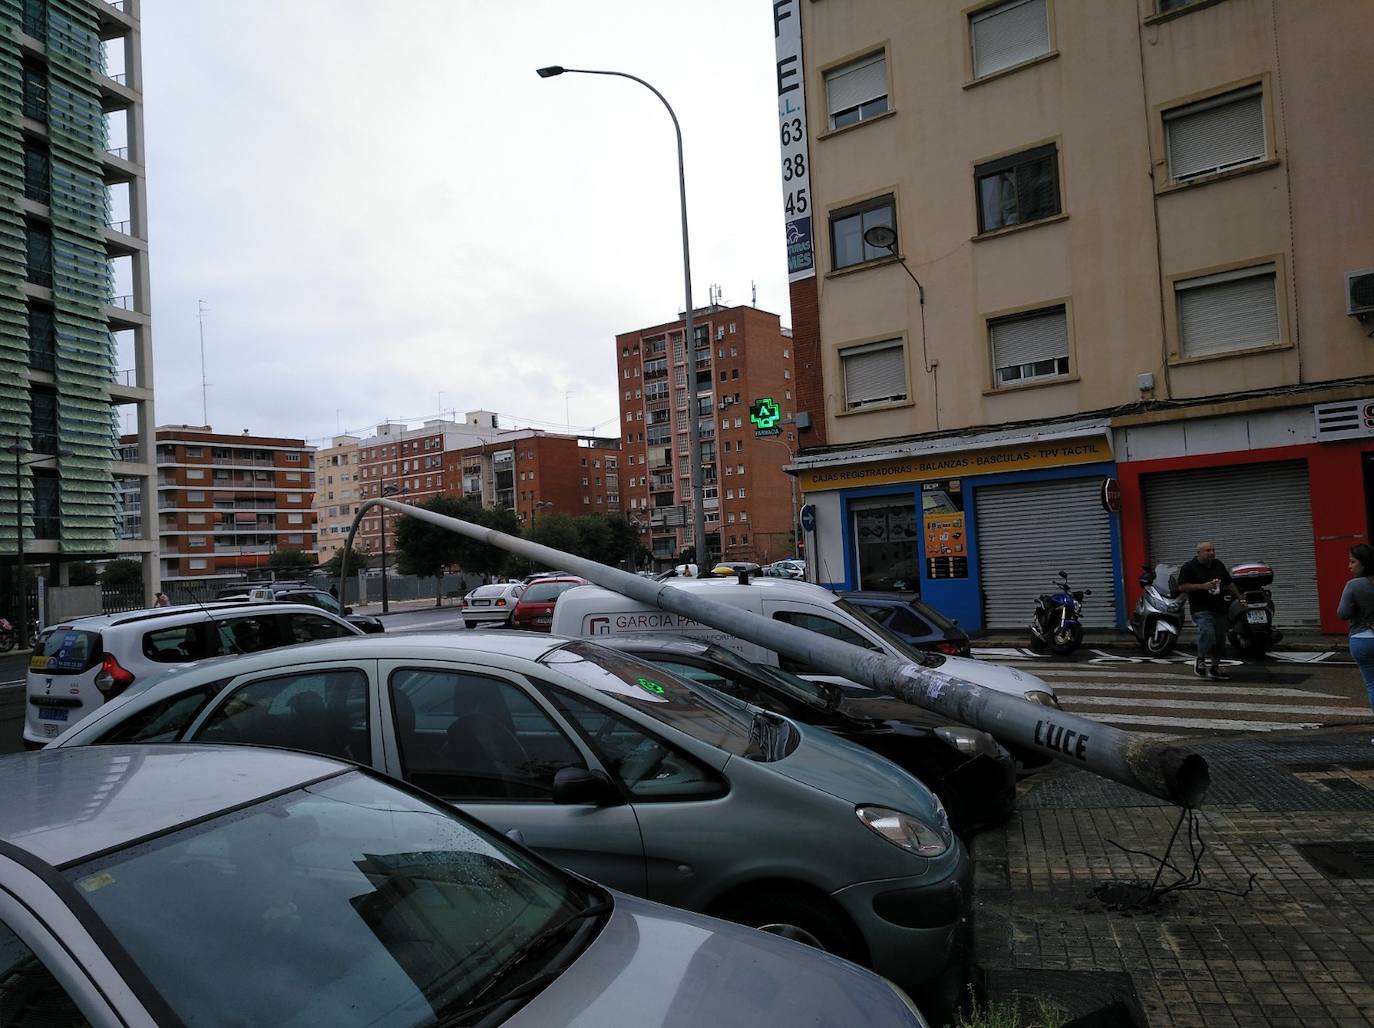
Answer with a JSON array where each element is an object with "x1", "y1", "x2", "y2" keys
[
  {"x1": 38, "y1": 707, "x2": 69, "y2": 722},
  {"x1": 1246, "y1": 610, "x2": 1268, "y2": 625},
  {"x1": 472, "y1": 600, "x2": 491, "y2": 606},
  {"x1": 534, "y1": 616, "x2": 552, "y2": 625}
]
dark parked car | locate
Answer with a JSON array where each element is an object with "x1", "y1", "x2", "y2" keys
[
  {"x1": 217, "y1": 582, "x2": 385, "y2": 634},
  {"x1": 595, "y1": 634, "x2": 1015, "y2": 836},
  {"x1": 841, "y1": 592, "x2": 971, "y2": 657}
]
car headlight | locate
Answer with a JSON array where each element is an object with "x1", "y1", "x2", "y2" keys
[
  {"x1": 1023, "y1": 689, "x2": 1061, "y2": 709},
  {"x1": 855, "y1": 806, "x2": 948, "y2": 857},
  {"x1": 933, "y1": 725, "x2": 1004, "y2": 759}
]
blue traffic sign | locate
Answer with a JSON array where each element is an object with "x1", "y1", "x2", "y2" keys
[{"x1": 799, "y1": 504, "x2": 816, "y2": 534}]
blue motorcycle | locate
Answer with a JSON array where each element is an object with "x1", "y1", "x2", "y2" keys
[{"x1": 1028, "y1": 571, "x2": 1091, "y2": 655}]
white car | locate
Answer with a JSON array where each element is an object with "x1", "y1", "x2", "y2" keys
[
  {"x1": 459, "y1": 582, "x2": 525, "y2": 627},
  {"x1": 23, "y1": 601, "x2": 361, "y2": 748}
]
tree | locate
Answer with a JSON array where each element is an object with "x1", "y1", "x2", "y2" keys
[
  {"x1": 524, "y1": 513, "x2": 582, "y2": 564},
  {"x1": 101, "y1": 559, "x2": 143, "y2": 588},
  {"x1": 394, "y1": 496, "x2": 470, "y2": 605},
  {"x1": 323, "y1": 545, "x2": 372, "y2": 578},
  {"x1": 268, "y1": 548, "x2": 315, "y2": 574},
  {"x1": 68, "y1": 562, "x2": 99, "y2": 586}
]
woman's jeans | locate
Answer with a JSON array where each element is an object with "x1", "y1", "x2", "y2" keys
[{"x1": 1351, "y1": 633, "x2": 1374, "y2": 715}]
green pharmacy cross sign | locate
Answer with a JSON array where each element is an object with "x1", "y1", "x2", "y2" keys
[{"x1": 749, "y1": 396, "x2": 783, "y2": 437}]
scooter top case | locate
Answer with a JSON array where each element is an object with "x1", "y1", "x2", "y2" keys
[{"x1": 1230, "y1": 562, "x2": 1274, "y2": 590}]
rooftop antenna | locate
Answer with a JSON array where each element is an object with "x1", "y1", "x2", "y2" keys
[
  {"x1": 564, "y1": 391, "x2": 574, "y2": 435},
  {"x1": 197, "y1": 299, "x2": 210, "y2": 427},
  {"x1": 752, "y1": 281, "x2": 757, "y2": 307}
]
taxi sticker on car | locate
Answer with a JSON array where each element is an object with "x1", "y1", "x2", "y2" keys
[{"x1": 30, "y1": 655, "x2": 52, "y2": 670}]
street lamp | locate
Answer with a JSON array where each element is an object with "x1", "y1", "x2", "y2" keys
[
  {"x1": 863, "y1": 224, "x2": 938, "y2": 429},
  {"x1": 537, "y1": 64, "x2": 708, "y2": 568},
  {"x1": 6, "y1": 439, "x2": 72, "y2": 649},
  {"x1": 378, "y1": 480, "x2": 403, "y2": 614}
]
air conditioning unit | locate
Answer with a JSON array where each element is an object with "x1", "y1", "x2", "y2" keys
[{"x1": 1347, "y1": 268, "x2": 1374, "y2": 317}]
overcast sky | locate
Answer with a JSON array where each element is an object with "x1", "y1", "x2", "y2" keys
[{"x1": 129, "y1": 1, "x2": 790, "y2": 448}]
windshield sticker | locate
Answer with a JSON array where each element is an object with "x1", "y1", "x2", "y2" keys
[
  {"x1": 78, "y1": 872, "x2": 116, "y2": 893},
  {"x1": 636, "y1": 677, "x2": 666, "y2": 696}
]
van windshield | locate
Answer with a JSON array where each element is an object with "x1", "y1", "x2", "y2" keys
[
  {"x1": 539, "y1": 640, "x2": 770, "y2": 759},
  {"x1": 834, "y1": 599, "x2": 945, "y2": 669}
]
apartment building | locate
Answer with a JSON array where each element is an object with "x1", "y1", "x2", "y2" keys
[
  {"x1": 453, "y1": 432, "x2": 623, "y2": 526},
  {"x1": 3, "y1": 0, "x2": 157, "y2": 610},
  {"x1": 312, "y1": 434, "x2": 359, "y2": 564},
  {"x1": 136, "y1": 427, "x2": 316, "y2": 584},
  {"x1": 774, "y1": 0, "x2": 1374, "y2": 633},
  {"x1": 616, "y1": 304, "x2": 798, "y2": 569}
]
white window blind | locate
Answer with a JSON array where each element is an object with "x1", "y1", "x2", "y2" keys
[
  {"x1": 841, "y1": 340, "x2": 907, "y2": 409},
  {"x1": 1176, "y1": 264, "x2": 1278, "y2": 357},
  {"x1": 826, "y1": 53, "x2": 886, "y2": 120},
  {"x1": 971, "y1": 0, "x2": 1049, "y2": 79},
  {"x1": 991, "y1": 307, "x2": 1068, "y2": 369},
  {"x1": 1165, "y1": 87, "x2": 1264, "y2": 182}
]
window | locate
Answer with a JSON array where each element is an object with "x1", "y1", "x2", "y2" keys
[
  {"x1": 188, "y1": 535, "x2": 206, "y2": 546},
  {"x1": 975, "y1": 143, "x2": 1060, "y2": 233},
  {"x1": 824, "y1": 51, "x2": 888, "y2": 130},
  {"x1": 0, "y1": 919, "x2": 89, "y2": 1024},
  {"x1": 1175, "y1": 263, "x2": 1279, "y2": 358},
  {"x1": 1165, "y1": 85, "x2": 1265, "y2": 183},
  {"x1": 389, "y1": 669, "x2": 585, "y2": 800},
  {"x1": 94, "y1": 684, "x2": 220, "y2": 744},
  {"x1": 287, "y1": 513, "x2": 303, "y2": 525},
  {"x1": 738, "y1": 488, "x2": 747, "y2": 499},
  {"x1": 840, "y1": 339, "x2": 908, "y2": 409},
  {"x1": 772, "y1": 610, "x2": 879, "y2": 674},
  {"x1": 970, "y1": 0, "x2": 1050, "y2": 79},
  {"x1": 990, "y1": 305, "x2": 1069, "y2": 386},
  {"x1": 195, "y1": 668, "x2": 371, "y2": 764},
  {"x1": 830, "y1": 194, "x2": 895, "y2": 270},
  {"x1": 285, "y1": 452, "x2": 301, "y2": 462}
]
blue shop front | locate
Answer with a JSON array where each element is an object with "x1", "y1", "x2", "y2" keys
[{"x1": 796, "y1": 429, "x2": 1123, "y2": 632}]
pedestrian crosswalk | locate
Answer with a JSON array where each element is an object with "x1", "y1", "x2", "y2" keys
[{"x1": 972, "y1": 649, "x2": 1372, "y2": 736}]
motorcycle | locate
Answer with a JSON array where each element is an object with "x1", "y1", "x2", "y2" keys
[
  {"x1": 1226, "y1": 561, "x2": 1282, "y2": 656},
  {"x1": 1028, "y1": 571, "x2": 1091, "y2": 655},
  {"x1": 0, "y1": 618, "x2": 13, "y2": 652},
  {"x1": 1128, "y1": 563, "x2": 1185, "y2": 656}
]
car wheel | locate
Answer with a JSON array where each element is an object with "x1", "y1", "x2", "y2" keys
[
  {"x1": 725, "y1": 890, "x2": 862, "y2": 962},
  {"x1": 460, "y1": 619, "x2": 472, "y2": 630}
]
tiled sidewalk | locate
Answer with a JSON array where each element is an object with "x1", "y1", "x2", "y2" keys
[{"x1": 972, "y1": 725, "x2": 1374, "y2": 1026}]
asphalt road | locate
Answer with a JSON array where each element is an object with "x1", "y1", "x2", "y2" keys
[{"x1": 2, "y1": 624, "x2": 1367, "y2": 754}]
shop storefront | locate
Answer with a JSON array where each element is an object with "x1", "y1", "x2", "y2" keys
[
  {"x1": 796, "y1": 426, "x2": 1123, "y2": 631},
  {"x1": 1114, "y1": 396, "x2": 1374, "y2": 635}
]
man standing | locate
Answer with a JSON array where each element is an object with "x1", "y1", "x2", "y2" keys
[{"x1": 1178, "y1": 541, "x2": 1243, "y2": 679}]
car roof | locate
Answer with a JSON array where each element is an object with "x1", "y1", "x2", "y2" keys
[
  {"x1": 567, "y1": 577, "x2": 837, "y2": 601},
  {"x1": 41, "y1": 601, "x2": 307, "y2": 631},
  {"x1": 839, "y1": 591, "x2": 921, "y2": 604},
  {"x1": 592, "y1": 634, "x2": 716, "y2": 658},
  {"x1": 0, "y1": 745, "x2": 349, "y2": 867}
]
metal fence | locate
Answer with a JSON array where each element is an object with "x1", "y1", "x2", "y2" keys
[{"x1": 101, "y1": 583, "x2": 145, "y2": 614}]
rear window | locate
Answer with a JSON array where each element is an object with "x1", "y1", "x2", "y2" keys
[
  {"x1": 30, "y1": 629, "x2": 103, "y2": 675},
  {"x1": 522, "y1": 581, "x2": 581, "y2": 603},
  {"x1": 470, "y1": 585, "x2": 509, "y2": 599}
]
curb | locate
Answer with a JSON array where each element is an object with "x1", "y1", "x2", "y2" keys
[{"x1": 972, "y1": 630, "x2": 1342, "y2": 654}]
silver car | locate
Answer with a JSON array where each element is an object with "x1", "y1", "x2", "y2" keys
[
  {"x1": 0, "y1": 745, "x2": 927, "y2": 1026},
  {"x1": 51, "y1": 632, "x2": 971, "y2": 1011},
  {"x1": 461, "y1": 582, "x2": 526, "y2": 627}
]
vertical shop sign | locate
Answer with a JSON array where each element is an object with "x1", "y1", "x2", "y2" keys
[
  {"x1": 923, "y1": 480, "x2": 969, "y2": 579},
  {"x1": 773, "y1": 0, "x2": 815, "y2": 281}
]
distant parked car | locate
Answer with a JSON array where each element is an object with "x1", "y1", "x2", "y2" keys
[
  {"x1": 23, "y1": 601, "x2": 361, "y2": 748},
  {"x1": 511, "y1": 576, "x2": 588, "y2": 631},
  {"x1": 216, "y1": 582, "x2": 384, "y2": 634},
  {"x1": 594, "y1": 634, "x2": 1015, "y2": 836},
  {"x1": 765, "y1": 559, "x2": 806, "y2": 579},
  {"x1": 841, "y1": 592, "x2": 972, "y2": 658},
  {"x1": 0, "y1": 744, "x2": 930, "y2": 1027},
  {"x1": 459, "y1": 581, "x2": 526, "y2": 627}
]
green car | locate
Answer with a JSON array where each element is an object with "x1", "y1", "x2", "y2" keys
[{"x1": 50, "y1": 631, "x2": 971, "y2": 1012}]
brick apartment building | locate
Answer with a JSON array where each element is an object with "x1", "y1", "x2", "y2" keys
[
  {"x1": 616, "y1": 304, "x2": 798, "y2": 569},
  {"x1": 446, "y1": 433, "x2": 622, "y2": 528},
  {"x1": 133, "y1": 426, "x2": 316, "y2": 584}
]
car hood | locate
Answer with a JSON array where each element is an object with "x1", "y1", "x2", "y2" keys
[
  {"x1": 761, "y1": 720, "x2": 946, "y2": 825},
  {"x1": 510, "y1": 893, "x2": 923, "y2": 1027},
  {"x1": 934, "y1": 654, "x2": 1056, "y2": 699}
]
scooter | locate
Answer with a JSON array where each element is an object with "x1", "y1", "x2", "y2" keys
[
  {"x1": 1128, "y1": 563, "x2": 1185, "y2": 656},
  {"x1": 1029, "y1": 571, "x2": 1091, "y2": 655},
  {"x1": 1226, "y1": 561, "x2": 1282, "y2": 656}
]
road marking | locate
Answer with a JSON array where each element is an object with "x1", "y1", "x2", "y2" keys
[
  {"x1": 1052, "y1": 682, "x2": 1347, "y2": 699},
  {"x1": 1062, "y1": 696, "x2": 1370, "y2": 717},
  {"x1": 0, "y1": 680, "x2": 24, "y2": 691},
  {"x1": 388, "y1": 618, "x2": 466, "y2": 632},
  {"x1": 1070, "y1": 712, "x2": 1328, "y2": 732}
]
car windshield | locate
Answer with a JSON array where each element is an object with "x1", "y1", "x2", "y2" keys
[
  {"x1": 697, "y1": 643, "x2": 834, "y2": 708},
  {"x1": 539, "y1": 640, "x2": 763, "y2": 758},
  {"x1": 522, "y1": 581, "x2": 582, "y2": 603},
  {"x1": 834, "y1": 598, "x2": 945, "y2": 669},
  {"x1": 66, "y1": 771, "x2": 600, "y2": 1028}
]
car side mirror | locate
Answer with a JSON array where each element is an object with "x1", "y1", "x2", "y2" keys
[
  {"x1": 552, "y1": 766, "x2": 621, "y2": 806},
  {"x1": 344, "y1": 606, "x2": 354, "y2": 615},
  {"x1": 505, "y1": 828, "x2": 527, "y2": 847},
  {"x1": 818, "y1": 681, "x2": 843, "y2": 711}
]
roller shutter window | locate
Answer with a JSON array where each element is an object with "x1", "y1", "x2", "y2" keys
[
  {"x1": 1165, "y1": 85, "x2": 1265, "y2": 182},
  {"x1": 971, "y1": 0, "x2": 1050, "y2": 79},
  {"x1": 990, "y1": 306, "x2": 1069, "y2": 386},
  {"x1": 1141, "y1": 461, "x2": 1318, "y2": 627},
  {"x1": 975, "y1": 477, "x2": 1118, "y2": 628},
  {"x1": 825, "y1": 52, "x2": 888, "y2": 130},
  {"x1": 1176, "y1": 264, "x2": 1278, "y2": 358},
  {"x1": 841, "y1": 339, "x2": 907, "y2": 410}
]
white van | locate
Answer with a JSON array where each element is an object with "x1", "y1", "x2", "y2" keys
[{"x1": 549, "y1": 577, "x2": 1060, "y2": 708}]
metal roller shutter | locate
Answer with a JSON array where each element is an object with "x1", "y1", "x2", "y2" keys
[
  {"x1": 976, "y1": 477, "x2": 1118, "y2": 628},
  {"x1": 1141, "y1": 461, "x2": 1318, "y2": 627}
]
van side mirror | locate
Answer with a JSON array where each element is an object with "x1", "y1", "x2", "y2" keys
[
  {"x1": 343, "y1": 606, "x2": 354, "y2": 615},
  {"x1": 552, "y1": 766, "x2": 621, "y2": 806}
]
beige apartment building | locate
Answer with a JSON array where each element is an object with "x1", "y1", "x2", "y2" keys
[
  {"x1": 313, "y1": 434, "x2": 360, "y2": 565},
  {"x1": 775, "y1": 0, "x2": 1373, "y2": 633}
]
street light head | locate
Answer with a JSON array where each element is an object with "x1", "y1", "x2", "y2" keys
[
  {"x1": 536, "y1": 66, "x2": 565, "y2": 78},
  {"x1": 863, "y1": 225, "x2": 898, "y2": 251}
]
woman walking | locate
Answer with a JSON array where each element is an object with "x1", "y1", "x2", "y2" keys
[{"x1": 1338, "y1": 543, "x2": 1374, "y2": 723}]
